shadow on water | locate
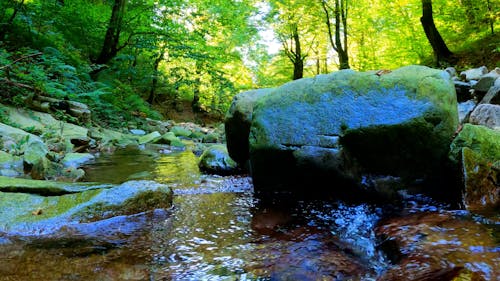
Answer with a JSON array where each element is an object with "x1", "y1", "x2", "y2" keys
[{"x1": 0, "y1": 146, "x2": 498, "y2": 280}]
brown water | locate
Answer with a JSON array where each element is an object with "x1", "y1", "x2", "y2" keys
[{"x1": 0, "y1": 146, "x2": 498, "y2": 280}]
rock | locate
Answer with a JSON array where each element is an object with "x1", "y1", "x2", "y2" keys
[
  {"x1": 198, "y1": 144, "x2": 238, "y2": 175},
  {"x1": 473, "y1": 70, "x2": 500, "y2": 93},
  {"x1": 469, "y1": 104, "x2": 500, "y2": 130},
  {"x1": 449, "y1": 124, "x2": 500, "y2": 213},
  {"x1": 156, "y1": 132, "x2": 185, "y2": 147},
  {"x1": 129, "y1": 129, "x2": 146, "y2": 135},
  {"x1": 457, "y1": 100, "x2": 476, "y2": 124},
  {"x1": 480, "y1": 85, "x2": 500, "y2": 104},
  {"x1": 0, "y1": 123, "x2": 42, "y2": 145},
  {"x1": 449, "y1": 124, "x2": 500, "y2": 164},
  {"x1": 461, "y1": 147, "x2": 499, "y2": 213},
  {"x1": 460, "y1": 66, "x2": 488, "y2": 81},
  {"x1": 247, "y1": 65, "x2": 458, "y2": 190},
  {"x1": 0, "y1": 175, "x2": 106, "y2": 195},
  {"x1": 3, "y1": 106, "x2": 89, "y2": 143},
  {"x1": 62, "y1": 153, "x2": 95, "y2": 168},
  {"x1": 0, "y1": 180, "x2": 172, "y2": 236},
  {"x1": 138, "y1": 131, "x2": 162, "y2": 145},
  {"x1": 202, "y1": 132, "x2": 220, "y2": 143},
  {"x1": 0, "y1": 151, "x2": 23, "y2": 177},
  {"x1": 453, "y1": 80, "x2": 473, "y2": 102},
  {"x1": 23, "y1": 136, "x2": 49, "y2": 165},
  {"x1": 444, "y1": 67, "x2": 456, "y2": 77},
  {"x1": 89, "y1": 127, "x2": 137, "y2": 148},
  {"x1": 170, "y1": 126, "x2": 192, "y2": 138},
  {"x1": 224, "y1": 88, "x2": 274, "y2": 165}
]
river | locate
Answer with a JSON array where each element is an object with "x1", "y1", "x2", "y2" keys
[{"x1": 0, "y1": 146, "x2": 498, "y2": 280}]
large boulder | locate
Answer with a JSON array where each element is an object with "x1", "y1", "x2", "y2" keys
[
  {"x1": 225, "y1": 88, "x2": 274, "y2": 165},
  {"x1": 246, "y1": 65, "x2": 458, "y2": 191}
]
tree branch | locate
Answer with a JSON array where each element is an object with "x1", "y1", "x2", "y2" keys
[{"x1": 0, "y1": 52, "x2": 43, "y2": 71}]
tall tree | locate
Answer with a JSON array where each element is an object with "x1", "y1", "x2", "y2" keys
[
  {"x1": 280, "y1": 23, "x2": 305, "y2": 80},
  {"x1": 320, "y1": 0, "x2": 350, "y2": 69},
  {"x1": 420, "y1": 0, "x2": 454, "y2": 65},
  {"x1": 94, "y1": 0, "x2": 127, "y2": 66},
  {"x1": 268, "y1": 0, "x2": 321, "y2": 80}
]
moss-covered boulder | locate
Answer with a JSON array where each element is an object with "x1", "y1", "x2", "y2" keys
[
  {"x1": 4, "y1": 106, "x2": 89, "y2": 144},
  {"x1": 0, "y1": 179, "x2": 172, "y2": 236},
  {"x1": 170, "y1": 126, "x2": 192, "y2": 138},
  {"x1": 89, "y1": 127, "x2": 138, "y2": 148},
  {"x1": 198, "y1": 144, "x2": 238, "y2": 175},
  {"x1": 138, "y1": 131, "x2": 162, "y2": 145},
  {"x1": 225, "y1": 88, "x2": 274, "y2": 165},
  {"x1": 449, "y1": 124, "x2": 500, "y2": 213},
  {"x1": 155, "y1": 132, "x2": 185, "y2": 147},
  {"x1": 449, "y1": 124, "x2": 500, "y2": 163},
  {"x1": 248, "y1": 65, "x2": 458, "y2": 190}
]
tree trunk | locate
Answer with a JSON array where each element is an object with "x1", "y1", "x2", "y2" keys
[
  {"x1": 420, "y1": 0, "x2": 455, "y2": 65},
  {"x1": 291, "y1": 26, "x2": 304, "y2": 80},
  {"x1": 487, "y1": 0, "x2": 494, "y2": 35},
  {"x1": 281, "y1": 24, "x2": 305, "y2": 80},
  {"x1": 147, "y1": 52, "x2": 164, "y2": 105},
  {"x1": 0, "y1": 0, "x2": 25, "y2": 42},
  {"x1": 94, "y1": 0, "x2": 127, "y2": 65},
  {"x1": 321, "y1": 0, "x2": 350, "y2": 69}
]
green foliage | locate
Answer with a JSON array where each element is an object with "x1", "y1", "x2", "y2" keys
[{"x1": 0, "y1": 0, "x2": 497, "y2": 127}]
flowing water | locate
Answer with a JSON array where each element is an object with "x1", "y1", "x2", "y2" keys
[{"x1": 0, "y1": 146, "x2": 498, "y2": 280}]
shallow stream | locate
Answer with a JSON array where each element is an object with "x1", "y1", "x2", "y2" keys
[{"x1": 0, "y1": 146, "x2": 498, "y2": 280}]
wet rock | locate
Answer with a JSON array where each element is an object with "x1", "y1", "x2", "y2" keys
[
  {"x1": 225, "y1": 88, "x2": 274, "y2": 165},
  {"x1": 449, "y1": 124, "x2": 499, "y2": 213},
  {"x1": 375, "y1": 212, "x2": 499, "y2": 281},
  {"x1": 198, "y1": 144, "x2": 238, "y2": 175},
  {"x1": 0, "y1": 175, "x2": 106, "y2": 195},
  {"x1": 449, "y1": 124, "x2": 500, "y2": 164},
  {"x1": 461, "y1": 147, "x2": 499, "y2": 213},
  {"x1": 61, "y1": 153, "x2": 95, "y2": 168},
  {"x1": 246, "y1": 65, "x2": 458, "y2": 190},
  {"x1": 0, "y1": 180, "x2": 172, "y2": 236},
  {"x1": 155, "y1": 132, "x2": 185, "y2": 147},
  {"x1": 469, "y1": 104, "x2": 500, "y2": 130}
]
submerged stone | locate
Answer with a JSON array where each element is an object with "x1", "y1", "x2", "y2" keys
[{"x1": 376, "y1": 211, "x2": 499, "y2": 281}]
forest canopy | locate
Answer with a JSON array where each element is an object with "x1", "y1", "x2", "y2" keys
[{"x1": 0, "y1": 0, "x2": 498, "y2": 126}]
